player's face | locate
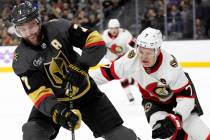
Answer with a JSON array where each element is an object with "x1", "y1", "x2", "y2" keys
[
  {"x1": 16, "y1": 19, "x2": 41, "y2": 46},
  {"x1": 109, "y1": 27, "x2": 119, "y2": 37},
  {"x1": 138, "y1": 47, "x2": 158, "y2": 67}
]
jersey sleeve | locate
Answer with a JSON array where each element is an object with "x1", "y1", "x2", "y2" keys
[
  {"x1": 89, "y1": 54, "x2": 128, "y2": 85},
  {"x1": 18, "y1": 70, "x2": 57, "y2": 117},
  {"x1": 166, "y1": 55, "x2": 195, "y2": 120},
  {"x1": 13, "y1": 49, "x2": 57, "y2": 117},
  {"x1": 170, "y1": 67, "x2": 189, "y2": 91},
  {"x1": 52, "y1": 19, "x2": 106, "y2": 68},
  {"x1": 68, "y1": 23, "x2": 106, "y2": 67},
  {"x1": 173, "y1": 72, "x2": 196, "y2": 121},
  {"x1": 142, "y1": 99, "x2": 168, "y2": 128},
  {"x1": 90, "y1": 49, "x2": 139, "y2": 85}
]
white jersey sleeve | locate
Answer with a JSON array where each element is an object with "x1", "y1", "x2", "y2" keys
[
  {"x1": 89, "y1": 49, "x2": 143, "y2": 85},
  {"x1": 174, "y1": 97, "x2": 195, "y2": 120},
  {"x1": 162, "y1": 53, "x2": 195, "y2": 120},
  {"x1": 169, "y1": 65, "x2": 189, "y2": 92},
  {"x1": 89, "y1": 51, "x2": 129, "y2": 85}
]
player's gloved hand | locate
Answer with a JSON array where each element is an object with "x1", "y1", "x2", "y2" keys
[
  {"x1": 51, "y1": 103, "x2": 82, "y2": 130},
  {"x1": 63, "y1": 63, "x2": 89, "y2": 89},
  {"x1": 152, "y1": 113, "x2": 182, "y2": 139}
]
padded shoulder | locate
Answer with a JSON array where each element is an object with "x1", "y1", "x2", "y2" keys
[{"x1": 12, "y1": 41, "x2": 37, "y2": 75}]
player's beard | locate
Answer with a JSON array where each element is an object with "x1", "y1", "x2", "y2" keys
[{"x1": 24, "y1": 28, "x2": 42, "y2": 47}]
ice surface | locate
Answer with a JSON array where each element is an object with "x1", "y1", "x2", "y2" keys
[{"x1": 0, "y1": 68, "x2": 210, "y2": 140}]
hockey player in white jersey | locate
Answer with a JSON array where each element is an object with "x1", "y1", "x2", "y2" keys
[
  {"x1": 91, "y1": 27, "x2": 210, "y2": 140},
  {"x1": 102, "y1": 18, "x2": 135, "y2": 102}
]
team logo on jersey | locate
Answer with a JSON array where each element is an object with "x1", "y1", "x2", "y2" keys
[
  {"x1": 154, "y1": 85, "x2": 172, "y2": 100},
  {"x1": 170, "y1": 55, "x2": 178, "y2": 68},
  {"x1": 144, "y1": 102, "x2": 152, "y2": 113},
  {"x1": 44, "y1": 51, "x2": 90, "y2": 100},
  {"x1": 128, "y1": 50, "x2": 136, "y2": 58},
  {"x1": 115, "y1": 45, "x2": 123, "y2": 54},
  {"x1": 44, "y1": 51, "x2": 70, "y2": 88}
]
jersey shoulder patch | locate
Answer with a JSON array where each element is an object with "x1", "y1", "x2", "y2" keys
[
  {"x1": 127, "y1": 50, "x2": 136, "y2": 59},
  {"x1": 170, "y1": 54, "x2": 178, "y2": 68}
]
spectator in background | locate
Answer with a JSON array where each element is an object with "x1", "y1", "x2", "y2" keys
[
  {"x1": 168, "y1": 0, "x2": 180, "y2": 5},
  {"x1": 180, "y1": 0, "x2": 193, "y2": 39},
  {"x1": 141, "y1": 8, "x2": 164, "y2": 33},
  {"x1": 0, "y1": 0, "x2": 127, "y2": 46},
  {"x1": 195, "y1": 18, "x2": 206, "y2": 39},
  {"x1": 0, "y1": 29, "x2": 3, "y2": 46},
  {"x1": 77, "y1": 9, "x2": 89, "y2": 27},
  {"x1": 86, "y1": 14, "x2": 99, "y2": 28},
  {"x1": 61, "y1": 9, "x2": 73, "y2": 20},
  {"x1": 206, "y1": 17, "x2": 210, "y2": 38},
  {"x1": 1, "y1": 29, "x2": 14, "y2": 46},
  {"x1": 103, "y1": 0, "x2": 114, "y2": 17},
  {"x1": 167, "y1": 4, "x2": 183, "y2": 39}
]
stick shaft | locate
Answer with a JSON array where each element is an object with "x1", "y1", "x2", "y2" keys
[{"x1": 65, "y1": 82, "x2": 75, "y2": 140}]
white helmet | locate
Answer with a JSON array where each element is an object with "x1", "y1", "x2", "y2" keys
[
  {"x1": 108, "y1": 19, "x2": 120, "y2": 28},
  {"x1": 136, "y1": 27, "x2": 162, "y2": 49}
]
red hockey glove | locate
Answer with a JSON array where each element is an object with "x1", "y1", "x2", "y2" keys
[{"x1": 152, "y1": 113, "x2": 182, "y2": 139}]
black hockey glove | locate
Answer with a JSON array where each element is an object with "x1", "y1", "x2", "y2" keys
[
  {"x1": 51, "y1": 103, "x2": 82, "y2": 130},
  {"x1": 63, "y1": 63, "x2": 89, "y2": 93},
  {"x1": 152, "y1": 113, "x2": 182, "y2": 139}
]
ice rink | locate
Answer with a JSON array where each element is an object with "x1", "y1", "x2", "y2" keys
[{"x1": 1, "y1": 68, "x2": 210, "y2": 140}]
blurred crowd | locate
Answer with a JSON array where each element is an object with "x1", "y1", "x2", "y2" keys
[
  {"x1": 141, "y1": 0, "x2": 210, "y2": 40},
  {"x1": 0, "y1": 0, "x2": 125, "y2": 46},
  {"x1": 0, "y1": 0, "x2": 210, "y2": 46}
]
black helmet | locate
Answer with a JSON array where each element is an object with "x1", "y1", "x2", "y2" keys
[{"x1": 11, "y1": 1, "x2": 39, "y2": 26}]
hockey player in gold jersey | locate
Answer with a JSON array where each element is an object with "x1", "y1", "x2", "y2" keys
[{"x1": 11, "y1": 1, "x2": 140, "y2": 140}]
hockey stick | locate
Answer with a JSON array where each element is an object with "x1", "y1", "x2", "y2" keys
[{"x1": 65, "y1": 81, "x2": 75, "y2": 140}]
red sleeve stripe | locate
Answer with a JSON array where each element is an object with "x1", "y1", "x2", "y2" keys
[
  {"x1": 34, "y1": 93, "x2": 53, "y2": 108},
  {"x1": 172, "y1": 81, "x2": 191, "y2": 94},
  {"x1": 84, "y1": 41, "x2": 105, "y2": 48},
  {"x1": 100, "y1": 67, "x2": 111, "y2": 81},
  {"x1": 176, "y1": 95, "x2": 195, "y2": 99},
  {"x1": 110, "y1": 62, "x2": 120, "y2": 79}
]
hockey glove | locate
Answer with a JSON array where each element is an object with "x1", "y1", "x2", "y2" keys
[
  {"x1": 51, "y1": 103, "x2": 82, "y2": 130},
  {"x1": 152, "y1": 113, "x2": 182, "y2": 139},
  {"x1": 63, "y1": 63, "x2": 90, "y2": 95}
]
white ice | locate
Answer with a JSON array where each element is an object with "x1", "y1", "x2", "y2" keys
[{"x1": 0, "y1": 68, "x2": 210, "y2": 140}]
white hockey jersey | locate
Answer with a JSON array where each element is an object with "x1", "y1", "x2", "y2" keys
[
  {"x1": 90, "y1": 49, "x2": 195, "y2": 120},
  {"x1": 102, "y1": 28, "x2": 133, "y2": 61}
]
